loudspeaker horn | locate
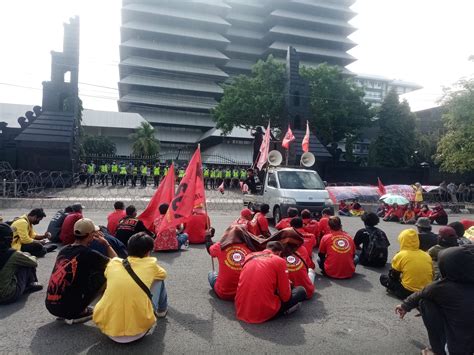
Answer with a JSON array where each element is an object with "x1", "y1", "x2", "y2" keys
[
  {"x1": 300, "y1": 152, "x2": 315, "y2": 167},
  {"x1": 268, "y1": 150, "x2": 283, "y2": 167}
]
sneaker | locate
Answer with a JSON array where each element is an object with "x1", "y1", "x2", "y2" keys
[
  {"x1": 284, "y1": 302, "x2": 302, "y2": 316},
  {"x1": 180, "y1": 241, "x2": 189, "y2": 250},
  {"x1": 156, "y1": 309, "x2": 168, "y2": 318},
  {"x1": 61, "y1": 307, "x2": 94, "y2": 325},
  {"x1": 45, "y1": 244, "x2": 58, "y2": 253},
  {"x1": 25, "y1": 282, "x2": 43, "y2": 293}
]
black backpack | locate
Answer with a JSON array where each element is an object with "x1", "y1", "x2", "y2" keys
[{"x1": 365, "y1": 228, "x2": 390, "y2": 263}]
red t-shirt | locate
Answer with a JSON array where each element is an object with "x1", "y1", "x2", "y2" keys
[
  {"x1": 318, "y1": 217, "x2": 331, "y2": 238},
  {"x1": 235, "y1": 250, "x2": 291, "y2": 323},
  {"x1": 231, "y1": 217, "x2": 250, "y2": 230},
  {"x1": 286, "y1": 246, "x2": 315, "y2": 299},
  {"x1": 319, "y1": 231, "x2": 356, "y2": 279},
  {"x1": 275, "y1": 218, "x2": 292, "y2": 230},
  {"x1": 303, "y1": 219, "x2": 319, "y2": 239},
  {"x1": 209, "y1": 242, "x2": 251, "y2": 300},
  {"x1": 248, "y1": 213, "x2": 269, "y2": 236},
  {"x1": 107, "y1": 209, "x2": 126, "y2": 236},
  {"x1": 59, "y1": 212, "x2": 83, "y2": 245},
  {"x1": 185, "y1": 213, "x2": 210, "y2": 244},
  {"x1": 296, "y1": 228, "x2": 316, "y2": 268}
]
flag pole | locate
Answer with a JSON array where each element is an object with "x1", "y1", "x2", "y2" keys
[
  {"x1": 198, "y1": 143, "x2": 215, "y2": 272},
  {"x1": 285, "y1": 149, "x2": 289, "y2": 166}
]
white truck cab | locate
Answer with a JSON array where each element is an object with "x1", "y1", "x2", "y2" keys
[{"x1": 243, "y1": 167, "x2": 334, "y2": 224}]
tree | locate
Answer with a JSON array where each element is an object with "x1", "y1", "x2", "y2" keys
[
  {"x1": 82, "y1": 135, "x2": 116, "y2": 155},
  {"x1": 129, "y1": 121, "x2": 160, "y2": 156},
  {"x1": 435, "y1": 78, "x2": 474, "y2": 173},
  {"x1": 300, "y1": 64, "x2": 373, "y2": 149},
  {"x1": 212, "y1": 55, "x2": 286, "y2": 134},
  {"x1": 369, "y1": 89, "x2": 416, "y2": 168}
]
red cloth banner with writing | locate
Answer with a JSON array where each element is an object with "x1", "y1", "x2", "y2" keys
[{"x1": 282, "y1": 125, "x2": 295, "y2": 150}]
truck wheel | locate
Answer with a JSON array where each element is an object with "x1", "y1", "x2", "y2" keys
[{"x1": 273, "y1": 206, "x2": 281, "y2": 225}]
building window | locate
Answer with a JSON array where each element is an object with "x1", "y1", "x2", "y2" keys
[
  {"x1": 294, "y1": 115, "x2": 301, "y2": 130},
  {"x1": 293, "y1": 91, "x2": 300, "y2": 106}
]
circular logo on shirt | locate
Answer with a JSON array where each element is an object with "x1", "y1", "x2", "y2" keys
[
  {"x1": 286, "y1": 255, "x2": 296, "y2": 264},
  {"x1": 286, "y1": 255, "x2": 304, "y2": 272},
  {"x1": 331, "y1": 236, "x2": 351, "y2": 254},
  {"x1": 224, "y1": 246, "x2": 248, "y2": 271}
]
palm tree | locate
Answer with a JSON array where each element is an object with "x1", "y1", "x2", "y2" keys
[{"x1": 129, "y1": 122, "x2": 160, "y2": 156}]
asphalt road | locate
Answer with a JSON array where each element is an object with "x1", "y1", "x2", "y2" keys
[{"x1": 1, "y1": 208, "x2": 471, "y2": 355}]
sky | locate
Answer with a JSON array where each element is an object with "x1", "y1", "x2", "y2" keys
[{"x1": 0, "y1": 0, "x2": 473, "y2": 112}]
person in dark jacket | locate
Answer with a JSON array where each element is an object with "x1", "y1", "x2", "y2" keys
[
  {"x1": 354, "y1": 212, "x2": 390, "y2": 267},
  {"x1": 46, "y1": 206, "x2": 73, "y2": 243},
  {"x1": 448, "y1": 221, "x2": 472, "y2": 246},
  {"x1": 395, "y1": 245, "x2": 474, "y2": 355},
  {"x1": 416, "y1": 217, "x2": 438, "y2": 251}
]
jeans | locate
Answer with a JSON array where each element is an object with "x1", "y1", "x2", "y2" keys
[
  {"x1": 21, "y1": 241, "x2": 46, "y2": 258},
  {"x1": 208, "y1": 271, "x2": 218, "y2": 289},
  {"x1": 420, "y1": 299, "x2": 450, "y2": 355},
  {"x1": 379, "y1": 274, "x2": 413, "y2": 300},
  {"x1": 150, "y1": 281, "x2": 168, "y2": 312},
  {"x1": 277, "y1": 286, "x2": 307, "y2": 316},
  {"x1": 177, "y1": 233, "x2": 188, "y2": 249}
]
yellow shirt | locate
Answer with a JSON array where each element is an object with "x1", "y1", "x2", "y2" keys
[
  {"x1": 11, "y1": 215, "x2": 36, "y2": 250},
  {"x1": 93, "y1": 257, "x2": 167, "y2": 337},
  {"x1": 391, "y1": 229, "x2": 433, "y2": 292}
]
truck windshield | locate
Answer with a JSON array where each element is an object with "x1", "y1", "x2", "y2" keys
[{"x1": 277, "y1": 171, "x2": 325, "y2": 190}]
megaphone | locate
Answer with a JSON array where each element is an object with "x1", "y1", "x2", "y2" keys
[
  {"x1": 300, "y1": 152, "x2": 315, "y2": 167},
  {"x1": 268, "y1": 150, "x2": 283, "y2": 167}
]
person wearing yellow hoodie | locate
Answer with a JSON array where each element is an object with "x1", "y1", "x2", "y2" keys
[
  {"x1": 380, "y1": 229, "x2": 433, "y2": 299},
  {"x1": 93, "y1": 232, "x2": 167, "y2": 343}
]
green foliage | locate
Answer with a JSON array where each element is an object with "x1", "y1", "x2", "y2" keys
[
  {"x1": 435, "y1": 79, "x2": 474, "y2": 173},
  {"x1": 129, "y1": 121, "x2": 160, "y2": 156},
  {"x1": 82, "y1": 135, "x2": 116, "y2": 155},
  {"x1": 301, "y1": 64, "x2": 373, "y2": 146},
  {"x1": 369, "y1": 89, "x2": 416, "y2": 167},
  {"x1": 212, "y1": 55, "x2": 286, "y2": 134}
]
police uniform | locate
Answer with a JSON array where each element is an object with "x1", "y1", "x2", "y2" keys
[
  {"x1": 100, "y1": 162, "x2": 109, "y2": 186},
  {"x1": 119, "y1": 163, "x2": 127, "y2": 186},
  {"x1": 140, "y1": 163, "x2": 148, "y2": 187},
  {"x1": 86, "y1": 162, "x2": 96, "y2": 187},
  {"x1": 111, "y1": 162, "x2": 119, "y2": 186},
  {"x1": 153, "y1": 164, "x2": 161, "y2": 187}
]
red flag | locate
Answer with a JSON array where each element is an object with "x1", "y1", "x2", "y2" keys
[
  {"x1": 256, "y1": 122, "x2": 271, "y2": 170},
  {"x1": 157, "y1": 147, "x2": 206, "y2": 234},
  {"x1": 138, "y1": 164, "x2": 175, "y2": 230},
  {"x1": 302, "y1": 121, "x2": 310, "y2": 153},
  {"x1": 378, "y1": 177, "x2": 386, "y2": 195},
  {"x1": 282, "y1": 125, "x2": 295, "y2": 150}
]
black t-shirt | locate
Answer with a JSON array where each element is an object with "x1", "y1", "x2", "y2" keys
[
  {"x1": 115, "y1": 217, "x2": 150, "y2": 246},
  {"x1": 46, "y1": 211, "x2": 68, "y2": 242},
  {"x1": 418, "y1": 231, "x2": 438, "y2": 251},
  {"x1": 45, "y1": 245, "x2": 109, "y2": 318},
  {"x1": 354, "y1": 226, "x2": 389, "y2": 267}
]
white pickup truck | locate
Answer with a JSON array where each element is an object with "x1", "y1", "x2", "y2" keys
[{"x1": 243, "y1": 167, "x2": 334, "y2": 224}]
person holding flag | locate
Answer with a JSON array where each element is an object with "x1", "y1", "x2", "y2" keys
[{"x1": 282, "y1": 124, "x2": 295, "y2": 165}]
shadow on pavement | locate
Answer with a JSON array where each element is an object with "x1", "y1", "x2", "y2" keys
[
  {"x1": 314, "y1": 272, "x2": 374, "y2": 293},
  {"x1": 152, "y1": 250, "x2": 186, "y2": 266},
  {"x1": 207, "y1": 292, "x2": 236, "y2": 321},
  {"x1": 166, "y1": 305, "x2": 214, "y2": 342},
  {"x1": 0, "y1": 296, "x2": 29, "y2": 320}
]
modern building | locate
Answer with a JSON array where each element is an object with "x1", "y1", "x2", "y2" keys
[
  {"x1": 354, "y1": 74, "x2": 422, "y2": 105},
  {"x1": 118, "y1": 0, "x2": 358, "y2": 155}
]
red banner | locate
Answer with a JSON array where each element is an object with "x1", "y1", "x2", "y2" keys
[
  {"x1": 138, "y1": 164, "x2": 175, "y2": 230},
  {"x1": 157, "y1": 147, "x2": 205, "y2": 234},
  {"x1": 282, "y1": 125, "x2": 295, "y2": 150},
  {"x1": 302, "y1": 121, "x2": 310, "y2": 153}
]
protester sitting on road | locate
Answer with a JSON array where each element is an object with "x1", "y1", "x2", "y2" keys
[
  {"x1": 45, "y1": 218, "x2": 117, "y2": 324},
  {"x1": 91, "y1": 226, "x2": 128, "y2": 259},
  {"x1": 338, "y1": 200, "x2": 350, "y2": 217},
  {"x1": 395, "y1": 245, "x2": 474, "y2": 355},
  {"x1": 115, "y1": 205, "x2": 153, "y2": 247},
  {"x1": 400, "y1": 205, "x2": 417, "y2": 224},
  {"x1": 153, "y1": 203, "x2": 189, "y2": 251},
  {"x1": 318, "y1": 208, "x2": 333, "y2": 240},
  {"x1": 318, "y1": 217, "x2": 357, "y2": 279},
  {"x1": 429, "y1": 203, "x2": 448, "y2": 225},
  {"x1": 46, "y1": 206, "x2": 73, "y2": 243},
  {"x1": 376, "y1": 203, "x2": 389, "y2": 218},
  {"x1": 417, "y1": 204, "x2": 431, "y2": 218},
  {"x1": 248, "y1": 204, "x2": 270, "y2": 238},
  {"x1": 301, "y1": 209, "x2": 319, "y2": 243},
  {"x1": 380, "y1": 229, "x2": 433, "y2": 299},
  {"x1": 415, "y1": 217, "x2": 438, "y2": 252},
  {"x1": 184, "y1": 208, "x2": 211, "y2": 244},
  {"x1": 231, "y1": 208, "x2": 253, "y2": 230},
  {"x1": 428, "y1": 226, "x2": 458, "y2": 280},
  {"x1": 106, "y1": 201, "x2": 126, "y2": 236},
  {"x1": 349, "y1": 199, "x2": 364, "y2": 217},
  {"x1": 290, "y1": 218, "x2": 316, "y2": 268},
  {"x1": 11, "y1": 208, "x2": 57, "y2": 258},
  {"x1": 354, "y1": 212, "x2": 390, "y2": 267},
  {"x1": 93, "y1": 233, "x2": 168, "y2": 343},
  {"x1": 448, "y1": 221, "x2": 472, "y2": 246},
  {"x1": 59, "y1": 203, "x2": 84, "y2": 245},
  {"x1": 235, "y1": 241, "x2": 306, "y2": 323},
  {"x1": 206, "y1": 226, "x2": 250, "y2": 301},
  {"x1": 383, "y1": 203, "x2": 404, "y2": 222},
  {"x1": 0, "y1": 223, "x2": 42, "y2": 304},
  {"x1": 275, "y1": 207, "x2": 299, "y2": 230}
]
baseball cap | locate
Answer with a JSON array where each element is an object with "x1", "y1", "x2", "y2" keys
[
  {"x1": 74, "y1": 218, "x2": 99, "y2": 237},
  {"x1": 72, "y1": 203, "x2": 84, "y2": 212},
  {"x1": 416, "y1": 217, "x2": 431, "y2": 229}
]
